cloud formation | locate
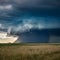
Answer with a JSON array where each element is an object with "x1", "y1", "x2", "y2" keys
[
  {"x1": 0, "y1": 0, "x2": 60, "y2": 33},
  {"x1": 0, "y1": 17, "x2": 58, "y2": 33},
  {"x1": 0, "y1": 0, "x2": 60, "y2": 8},
  {"x1": 0, "y1": 0, "x2": 60, "y2": 43},
  {"x1": 0, "y1": 5, "x2": 12, "y2": 10}
]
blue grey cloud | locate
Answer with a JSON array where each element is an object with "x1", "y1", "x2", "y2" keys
[
  {"x1": 0, "y1": 0, "x2": 60, "y2": 43},
  {"x1": 0, "y1": 0, "x2": 60, "y2": 8},
  {"x1": 0, "y1": 0, "x2": 60, "y2": 32}
]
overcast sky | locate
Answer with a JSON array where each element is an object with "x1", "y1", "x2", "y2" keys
[{"x1": 0, "y1": 0, "x2": 60, "y2": 32}]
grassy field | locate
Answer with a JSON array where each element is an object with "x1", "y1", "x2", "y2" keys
[{"x1": 0, "y1": 43, "x2": 60, "y2": 60}]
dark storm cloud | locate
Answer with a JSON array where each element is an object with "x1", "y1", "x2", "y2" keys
[
  {"x1": 14, "y1": 0, "x2": 60, "y2": 8},
  {"x1": 0, "y1": 0, "x2": 60, "y2": 31},
  {"x1": 0, "y1": 0, "x2": 60, "y2": 43},
  {"x1": 0, "y1": 0, "x2": 60, "y2": 16},
  {"x1": 0, "y1": 0, "x2": 60, "y2": 8}
]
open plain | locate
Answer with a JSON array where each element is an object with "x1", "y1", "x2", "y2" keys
[{"x1": 0, "y1": 43, "x2": 60, "y2": 60}]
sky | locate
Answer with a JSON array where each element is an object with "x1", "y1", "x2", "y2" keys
[
  {"x1": 0, "y1": 0, "x2": 60, "y2": 32},
  {"x1": 0, "y1": 0, "x2": 60, "y2": 43}
]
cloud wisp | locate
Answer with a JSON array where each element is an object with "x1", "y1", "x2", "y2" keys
[{"x1": 0, "y1": 5, "x2": 12, "y2": 10}]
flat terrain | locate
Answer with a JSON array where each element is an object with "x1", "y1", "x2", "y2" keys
[{"x1": 0, "y1": 43, "x2": 60, "y2": 60}]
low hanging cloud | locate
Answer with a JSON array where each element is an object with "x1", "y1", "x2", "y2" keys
[
  {"x1": 13, "y1": 23, "x2": 44, "y2": 33},
  {"x1": 0, "y1": 17, "x2": 60, "y2": 32},
  {"x1": 4, "y1": 17, "x2": 59, "y2": 33}
]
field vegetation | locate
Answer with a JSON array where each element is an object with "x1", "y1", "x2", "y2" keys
[{"x1": 0, "y1": 43, "x2": 60, "y2": 60}]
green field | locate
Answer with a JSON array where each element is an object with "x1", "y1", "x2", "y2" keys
[{"x1": 0, "y1": 43, "x2": 60, "y2": 60}]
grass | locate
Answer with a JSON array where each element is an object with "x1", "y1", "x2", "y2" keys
[{"x1": 0, "y1": 43, "x2": 60, "y2": 60}]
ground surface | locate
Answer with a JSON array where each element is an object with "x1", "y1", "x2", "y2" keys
[{"x1": 0, "y1": 43, "x2": 60, "y2": 60}]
